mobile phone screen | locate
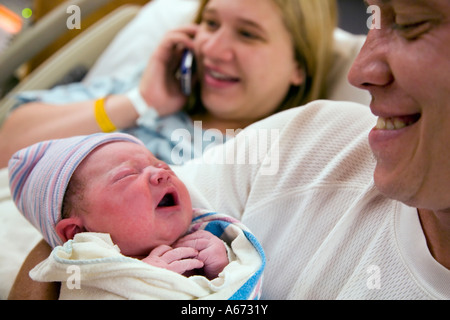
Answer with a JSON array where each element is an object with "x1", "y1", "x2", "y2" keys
[{"x1": 180, "y1": 50, "x2": 194, "y2": 95}]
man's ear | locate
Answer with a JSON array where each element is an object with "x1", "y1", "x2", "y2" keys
[{"x1": 55, "y1": 217, "x2": 85, "y2": 243}]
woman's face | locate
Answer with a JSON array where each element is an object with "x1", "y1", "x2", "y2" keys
[{"x1": 193, "y1": 0, "x2": 304, "y2": 124}]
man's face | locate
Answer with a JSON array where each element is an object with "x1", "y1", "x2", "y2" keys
[{"x1": 348, "y1": 0, "x2": 450, "y2": 212}]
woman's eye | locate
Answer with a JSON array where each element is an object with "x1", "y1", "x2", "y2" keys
[
  {"x1": 202, "y1": 18, "x2": 219, "y2": 31},
  {"x1": 239, "y1": 29, "x2": 259, "y2": 40}
]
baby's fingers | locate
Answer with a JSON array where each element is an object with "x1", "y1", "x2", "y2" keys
[
  {"x1": 174, "y1": 238, "x2": 210, "y2": 252},
  {"x1": 169, "y1": 258, "x2": 204, "y2": 275},
  {"x1": 149, "y1": 244, "x2": 173, "y2": 257},
  {"x1": 174, "y1": 230, "x2": 214, "y2": 250},
  {"x1": 145, "y1": 246, "x2": 203, "y2": 274},
  {"x1": 160, "y1": 246, "x2": 199, "y2": 262},
  {"x1": 161, "y1": 247, "x2": 204, "y2": 274}
]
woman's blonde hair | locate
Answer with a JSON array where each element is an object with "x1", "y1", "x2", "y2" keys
[{"x1": 186, "y1": 0, "x2": 337, "y2": 114}]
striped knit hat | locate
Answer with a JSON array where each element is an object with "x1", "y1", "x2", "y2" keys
[{"x1": 8, "y1": 133, "x2": 144, "y2": 248}]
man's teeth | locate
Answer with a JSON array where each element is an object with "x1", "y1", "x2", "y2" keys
[{"x1": 375, "y1": 117, "x2": 416, "y2": 130}]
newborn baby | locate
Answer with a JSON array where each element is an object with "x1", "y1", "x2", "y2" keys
[{"x1": 9, "y1": 133, "x2": 264, "y2": 299}]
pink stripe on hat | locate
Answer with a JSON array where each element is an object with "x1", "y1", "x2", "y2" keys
[{"x1": 8, "y1": 133, "x2": 144, "y2": 248}]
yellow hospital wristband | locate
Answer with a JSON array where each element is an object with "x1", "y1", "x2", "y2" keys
[{"x1": 94, "y1": 97, "x2": 117, "y2": 133}]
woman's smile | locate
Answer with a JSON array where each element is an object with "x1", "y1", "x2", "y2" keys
[{"x1": 203, "y1": 66, "x2": 240, "y2": 89}]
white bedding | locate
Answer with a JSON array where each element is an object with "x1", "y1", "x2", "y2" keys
[
  {"x1": 0, "y1": 0, "x2": 370, "y2": 299},
  {"x1": 0, "y1": 167, "x2": 42, "y2": 299}
]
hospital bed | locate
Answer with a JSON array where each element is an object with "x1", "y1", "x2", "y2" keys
[
  {"x1": 0, "y1": 0, "x2": 370, "y2": 299},
  {"x1": 0, "y1": 0, "x2": 143, "y2": 125}
]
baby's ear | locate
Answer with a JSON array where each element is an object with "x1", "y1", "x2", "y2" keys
[{"x1": 55, "y1": 217, "x2": 85, "y2": 243}]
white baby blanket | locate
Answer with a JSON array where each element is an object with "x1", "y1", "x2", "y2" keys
[{"x1": 29, "y1": 209, "x2": 265, "y2": 300}]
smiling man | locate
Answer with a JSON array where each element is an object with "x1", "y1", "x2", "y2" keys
[
  {"x1": 348, "y1": 0, "x2": 450, "y2": 268},
  {"x1": 175, "y1": 0, "x2": 450, "y2": 299}
]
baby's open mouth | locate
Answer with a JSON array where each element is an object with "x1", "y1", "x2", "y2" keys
[{"x1": 157, "y1": 192, "x2": 177, "y2": 208}]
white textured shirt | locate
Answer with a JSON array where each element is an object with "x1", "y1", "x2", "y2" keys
[{"x1": 173, "y1": 100, "x2": 450, "y2": 299}]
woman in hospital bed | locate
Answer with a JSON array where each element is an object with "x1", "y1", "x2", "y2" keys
[
  {"x1": 8, "y1": 132, "x2": 265, "y2": 299},
  {"x1": 0, "y1": 0, "x2": 343, "y2": 167}
]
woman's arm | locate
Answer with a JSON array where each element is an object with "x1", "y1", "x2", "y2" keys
[
  {"x1": 8, "y1": 240, "x2": 60, "y2": 300},
  {"x1": 0, "y1": 94, "x2": 138, "y2": 168}
]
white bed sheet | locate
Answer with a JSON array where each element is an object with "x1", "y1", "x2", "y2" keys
[{"x1": 0, "y1": 168, "x2": 42, "y2": 299}]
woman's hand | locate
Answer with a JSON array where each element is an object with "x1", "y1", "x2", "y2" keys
[
  {"x1": 173, "y1": 230, "x2": 229, "y2": 280},
  {"x1": 142, "y1": 244, "x2": 204, "y2": 275},
  {"x1": 139, "y1": 24, "x2": 198, "y2": 116}
]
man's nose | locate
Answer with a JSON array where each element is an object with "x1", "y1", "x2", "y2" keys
[{"x1": 348, "y1": 28, "x2": 394, "y2": 90}]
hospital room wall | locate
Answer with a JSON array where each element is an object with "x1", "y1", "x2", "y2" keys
[{"x1": 337, "y1": 0, "x2": 368, "y2": 35}]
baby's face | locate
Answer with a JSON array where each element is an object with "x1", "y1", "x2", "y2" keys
[{"x1": 72, "y1": 141, "x2": 193, "y2": 257}]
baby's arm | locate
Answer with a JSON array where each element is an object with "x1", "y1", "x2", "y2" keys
[
  {"x1": 173, "y1": 230, "x2": 229, "y2": 280},
  {"x1": 142, "y1": 245, "x2": 204, "y2": 275}
]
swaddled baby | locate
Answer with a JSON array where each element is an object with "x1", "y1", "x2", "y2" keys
[{"x1": 9, "y1": 133, "x2": 265, "y2": 299}]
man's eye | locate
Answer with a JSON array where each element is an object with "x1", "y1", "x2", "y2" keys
[{"x1": 393, "y1": 21, "x2": 432, "y2": 40}]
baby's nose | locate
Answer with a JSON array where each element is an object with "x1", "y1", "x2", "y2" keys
[{"x1": 147, "y1": 167, "x2": 170, "y2": 185}]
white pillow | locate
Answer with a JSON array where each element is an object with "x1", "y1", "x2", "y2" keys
[{"x1": 85, "y1": 0, "x2": 200, "y2": 82}]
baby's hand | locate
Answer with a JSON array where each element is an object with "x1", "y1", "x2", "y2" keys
[
  {"x1": 174, "y1": 230, "x2": 229, "y2": 280},
  {"x1": 142, "y1": 245, "x2": 203, "y2": 275}
]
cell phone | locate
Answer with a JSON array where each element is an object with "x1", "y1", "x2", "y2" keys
[{"x1": 180, "y1": 50, "x2": 195, "y2": 96}]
